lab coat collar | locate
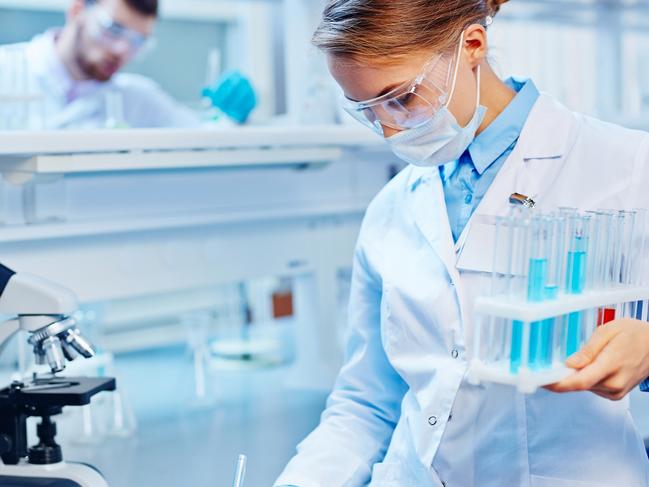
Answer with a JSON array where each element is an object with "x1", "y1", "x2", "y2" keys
[
  {"x1": 516, "y1": 93, "x2": 578, "y2": 161},
  {"x1": 468, "y1": 77, "x2": 540, "y2": 175},
  {"x1": 406, "y1": 92, "x2": 579, "y2": 289},
  {"x1": 406, "y1": 93, "x2": 576, "y2": 194}
]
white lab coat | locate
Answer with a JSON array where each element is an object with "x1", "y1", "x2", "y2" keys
[
  {"x1": 8, "y1": 30, "x2": 201, "y2": 129},
  {"x1": 275, "y1": 94, "x2": 649, "y2": 487}
]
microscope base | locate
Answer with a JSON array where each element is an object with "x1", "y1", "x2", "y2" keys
[{"x1": 0, "y1": 461, "x2": 108, "y2": 487}]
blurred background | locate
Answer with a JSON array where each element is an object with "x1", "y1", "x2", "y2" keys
[{"x1": 0, "y1": 1, "x2": 647, "y2": 486}]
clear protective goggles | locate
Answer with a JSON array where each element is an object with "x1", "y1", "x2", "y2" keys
[
  {"x1": 341, "y1": 40, "x2": 462, "y2": 135},
  {"x1": 86, "y1": 5, "x2": 156, "y2": 56}
]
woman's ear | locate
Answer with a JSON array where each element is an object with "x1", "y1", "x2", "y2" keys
[
  {"x1": 462, "y1": 24, "x2": 488, "y2": 69},
  {"x1": 67, "y1": 0, "x2": 86, "y2": 23}
]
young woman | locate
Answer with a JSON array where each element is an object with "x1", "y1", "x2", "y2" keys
[{"x1": 276, "y1": 1, "x2": 649, "y2": 486}]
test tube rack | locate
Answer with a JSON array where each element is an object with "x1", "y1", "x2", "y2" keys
[
  {"x1": 467, "y1": 286, "x2": 649, "y2": 393},
  {"x1": 466, "y1": 207, "x2": 649, "y2": 394}
]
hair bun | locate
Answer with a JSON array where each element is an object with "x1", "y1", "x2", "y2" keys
[{"x1": 487, "y1": 0, "x2": 510, "y2": 15}]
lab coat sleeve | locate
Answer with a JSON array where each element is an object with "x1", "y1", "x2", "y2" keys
[
  {"x1": 274, "y1": 237, "x2": 408, "y2": 487},
  {"x1": 118, "y1": 74, "x2": 203, "y2": 128}
]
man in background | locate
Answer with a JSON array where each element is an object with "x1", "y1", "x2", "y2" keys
[{"x1": 5, "y1": 0, "x2": 256, "y2": 129}]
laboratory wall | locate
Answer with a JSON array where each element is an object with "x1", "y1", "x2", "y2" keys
[{"x1": 490, "y1": 1, "x2": 649, "y2": 128}]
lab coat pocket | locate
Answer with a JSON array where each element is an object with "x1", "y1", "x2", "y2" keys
[{"x1": 530, "y1": 475, "x2": 607, "y2": 487}]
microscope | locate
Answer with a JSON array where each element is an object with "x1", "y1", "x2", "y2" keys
[{"x1": 0, "y1": 263, "x2": 115, "y2": 487}]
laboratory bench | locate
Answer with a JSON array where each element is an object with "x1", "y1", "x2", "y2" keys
[{"x1": 57, "y1": 346, "x2": 328, "y2": 487}]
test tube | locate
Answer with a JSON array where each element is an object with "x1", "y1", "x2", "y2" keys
[
  {"x1": 621, "y1": 211, "x2": 637, "y2": 285},
  {"x1": 500, "y1": 212, "x2": 520, "y2": 372},
  {"x1": 541, "y1": 214, "x2": 566, "y2": 367},
  {"x1": 593, "y1": 211, "x2": 617, "y2": 325},
  {"x1": 585, "y1": 211, "x2": 603, "y2": 290},
  {"x1": 620, "y1": 211, "x2": 639, "y2": 317},
  {"x1": 609, "y1": 212, "x2": 628, "y2": 288},
  {"x1": 631, "y1": 209, "x2": 648, "y2": 285},
  {"x1": 587, "y1": 211, "x2": 612, "y2": 325},
  {"x1": 474, "y1": 216, "x2": 505, "y2": 366},
  {"x1": 564, "y1": 214, "x2": 591, "y2": 357},
  {"x1": 527, "y1": 215, "x2": 548, "y2": 370},
  {"x1": 510, "y1": 210, "x2": 531, "y2": 373},
  {"x1": 482, "y1": 215, "x2": 516, "y2": 369},
  {"x1": 232, "y1": 454, "x2": 247, "y2": 487},
  {"x1": 632, "y1": 209, "x2": 648, "y2": 320}
]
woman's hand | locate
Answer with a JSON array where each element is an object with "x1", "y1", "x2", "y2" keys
[{"x1": 546, "y1": 318, "x2": 649, "y2": 400}]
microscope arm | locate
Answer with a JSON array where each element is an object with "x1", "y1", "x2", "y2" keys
[{"x1": 0, "y1": 264, "x2": 77, "y2": 320}]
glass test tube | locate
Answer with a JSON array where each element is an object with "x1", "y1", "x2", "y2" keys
[
  {"x1": 542, "y1": 214, "x2": 566, "y2": 368},
  {"x1": 609, "y1": 212, "x2": 627, "y2": 288},
  {"x1": 476, "y1": 215, "x2": 505, "y2": 365},
  {"x1": 510, "y1": 210, "x2": 531, "y2": 373},
  {"x1": 587, "y1": 211, "x2": 613, "y2": 326},
  {"x1": 564, "y1": 214, "x2": 591, "y2": 357},
  {"x1": 632, "y1": 209, "x2": 648, "y2": 320},
  {"x1": 527, "y1": 215, "x2": 548, "y2": 370},
  {"x1": 483, "y1": 214, "x2": 516, "y2": 366},
  {"x1": 620, "y1": 211, "x2": 638, "y2": 318},
  {"x1": 498, "y1": 212, "x2": 519, "y2": 366}
]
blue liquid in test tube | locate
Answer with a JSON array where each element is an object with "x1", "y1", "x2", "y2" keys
[
  {"x1": 566, "y1": 249, "x2": 587, "y2": 356},
  {"x1": 540, "y1": 285, "x2": 559, "y2": 367},
  {"x1": 527, "y1": 258, "x2": 547, "y2": 370}
]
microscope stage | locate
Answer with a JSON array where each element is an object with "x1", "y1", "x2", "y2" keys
[{"x1": 0, "y1": 377, "x2": 116, "y2": 408}]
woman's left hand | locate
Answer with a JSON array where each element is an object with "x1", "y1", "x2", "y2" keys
[{"x1": 546, "y1": 318, "x2": 649, "y2": 400}]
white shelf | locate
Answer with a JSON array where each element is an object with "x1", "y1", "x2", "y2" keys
[
  {"x1": 0, "y1": 125, "x2": 382, "y2": 156},
  {"x1": 475, "y1": 286, "x2": 649, "y2": 323},
  {"x1": 1, "y1": 147, "x2": 341, "y2": 178},
  {"x1": 0, "y1": 125, "x2": 386, "y2": 181},
  {"x1": 0, "y1": 203, "x2": 367, "y2": 243}
]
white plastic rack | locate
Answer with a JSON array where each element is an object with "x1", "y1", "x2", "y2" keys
[{"x1": 468, "y1": 286, "x2": 649, "y2": 393}]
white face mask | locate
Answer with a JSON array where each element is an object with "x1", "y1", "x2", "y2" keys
[{"x1": 386, "y1": 61, "x2": 486, "y2": 168}]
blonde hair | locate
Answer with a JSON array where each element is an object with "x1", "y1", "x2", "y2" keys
[{"x1": 313, "y1": 0, "x2": 509, "y2": 62}]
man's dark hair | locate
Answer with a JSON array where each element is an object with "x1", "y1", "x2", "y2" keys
[
  {"x1": 85, "y1": 0, "x2": 159, "y2": 17},
  {"x1": 125, "y1": 0, "x2": 158, "y2": 16}
]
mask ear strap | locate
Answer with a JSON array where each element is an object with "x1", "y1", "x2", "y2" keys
[
  {"x1": 475, "y1": 64, "x2": 481, "y2": 108},
  {"x1": 446, "y1": 31, "x2": 464, "y2": 107}
]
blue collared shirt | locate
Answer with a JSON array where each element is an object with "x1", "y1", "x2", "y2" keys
[{"x1": 441, "y1": 78, "x2": 540, "y2": 242}]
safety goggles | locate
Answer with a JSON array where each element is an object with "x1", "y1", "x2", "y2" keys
[
  {"x1": 86, "y1": 6, "x2": 156, "y2": 56},
  {"x1": 341, "y1": 47, "x2": 461, "y2": 135}
]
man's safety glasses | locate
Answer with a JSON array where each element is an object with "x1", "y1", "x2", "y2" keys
[{"x1": 86, "y1": 6, "x2": 156, "y2": 56}]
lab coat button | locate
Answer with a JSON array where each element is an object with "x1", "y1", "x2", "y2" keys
[
  {"x1": 428, "y1": 416, "x2": 438, "y2": 426},
  {"x1": 451, "y1": 349, "x2": 459, "y2": 359}
]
